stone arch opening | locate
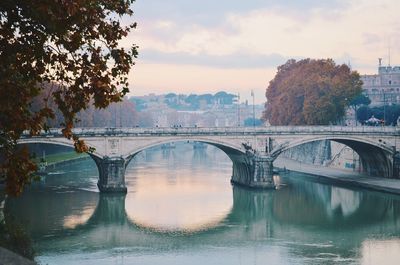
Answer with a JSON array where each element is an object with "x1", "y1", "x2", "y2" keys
[
  {"x1": 123, "y1": 139, "x2": 257, "y2": 187},
  {"x1": 17, "y1": 140, "x2": 104, "y2": 189},
  {"x1": 272, "y1": 137, "x2": 395, "y2": 178},
  {"x1": 124, "y1": 139, "x2": 245, "y2": 169},
  {"x1": 125, "y1": 139, "x2": 245, "y2": 161}
]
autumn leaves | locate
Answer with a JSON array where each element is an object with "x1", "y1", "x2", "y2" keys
[{"x1": 263, "y1": 59, "x2": 363, "y2": 125}]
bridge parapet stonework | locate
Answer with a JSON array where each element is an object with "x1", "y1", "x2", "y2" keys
[{"x1": 19, "y1": 126, "x2": 400, "y2": 192}]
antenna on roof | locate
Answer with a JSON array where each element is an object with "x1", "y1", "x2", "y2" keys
[
  {"x1": 388, "y1": 39, "x2": 391, "y2": 66},
  {"x1": 378, "y1": 58, "x2": 382, "y2": 67}
]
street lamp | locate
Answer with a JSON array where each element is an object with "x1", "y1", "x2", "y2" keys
[
  {"x1": 251, "y1": 90, "x2": 255, "y2": 128},
  {"x1": 237, "y1": 93, "x2": 240, "y2": 127},
  {"x1": 344, "y1": 97, "x2": 348, "y2": 126},
  {"x1": 383, "y1": 91, "x2": 386, "y2": 126}
]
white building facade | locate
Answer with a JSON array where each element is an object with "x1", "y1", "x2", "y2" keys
[{"x1": 361, "y1": 61, "x2": 400, "y2": 106}]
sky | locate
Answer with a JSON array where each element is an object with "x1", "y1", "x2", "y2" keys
[{"x1": 124, "y1": 0, "x2": 400, "y2": 103}]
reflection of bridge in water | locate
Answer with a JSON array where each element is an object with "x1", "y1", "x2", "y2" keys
[
  {"x1": 6, "y1": 180, "x2": 400, "y2": 261},
  {"x1": 19, "y1": 126, "x2": 400, "y2": 192}
]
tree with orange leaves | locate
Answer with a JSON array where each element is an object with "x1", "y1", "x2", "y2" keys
[
  {"x1": 0, "y1": 0, "x2": 138, "y2": 196},
  {"x1": 263, "y1": 59, "x2": 363, "y2": 125}
]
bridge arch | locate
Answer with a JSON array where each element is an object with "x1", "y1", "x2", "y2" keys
[
  {"x1": 17, "y1": 139, "x2": 110, "y2": 191},
  {"x1": 271, "y1": 135, "x2": 395, "y2": 178},
  {"x1": 17, "y1": 138, "x2": 104, "y2": 159},
  {"x1": 124, "y1": 138, "x2": 246, "y2": 164},
  {"x1": 123, "y1": 138, "x2": 254, "y2": 187}
]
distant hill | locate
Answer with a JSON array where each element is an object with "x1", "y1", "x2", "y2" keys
[{"x1": 130, "y1": 91, "x2": 237, "y2": 111}]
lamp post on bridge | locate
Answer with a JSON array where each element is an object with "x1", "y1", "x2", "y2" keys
[
  {"x1": 251, "y1": 90, "x2": 255, "y2": 128},
  {"x1": 383, "y1": 91, "x2": 386, "y2": 126},
  {"x1": 237, "y1": 93, "x2": 241, "y2": 127}
]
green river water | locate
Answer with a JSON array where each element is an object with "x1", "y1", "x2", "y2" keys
[{"x1": 4, "y1": 143, "x2": 400, "y2": 265}]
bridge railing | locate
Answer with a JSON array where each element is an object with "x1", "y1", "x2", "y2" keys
[{"x1": 20, "y1": 125, "x2": 400, "y2": 137}]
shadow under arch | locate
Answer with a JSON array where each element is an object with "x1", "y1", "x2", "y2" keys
[{"x1": 270, "y1": 136, "x2": 395, "y2": 178}]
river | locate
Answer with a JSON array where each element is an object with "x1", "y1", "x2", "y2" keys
[{"x1": 4, "y1": 142, "x2": 400, "y2": 265}]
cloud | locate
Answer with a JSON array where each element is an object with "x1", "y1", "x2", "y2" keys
[
  {"x1": 134, "y1": 0, "x2": 347, "y2": 26},
  {"x1": 362, "y1": 33, "x2": 382, "y2": 47},
  {"x1": 132, "y1": 0, "x2": 400, "y2": 69},
  {"x1": 138, "y1": 49, "x2": 289, "y2": 69},
  {"x1": 124, "y1": 0, "x2": 400, "y2": 98}
]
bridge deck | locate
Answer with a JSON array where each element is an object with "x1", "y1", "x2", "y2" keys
[{"x1": 22, "y1": 126, "x2": 400, "y2": 137}]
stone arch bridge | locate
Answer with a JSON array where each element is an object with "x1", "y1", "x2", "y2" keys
[{"x1": 19, "y1": 126, "x2": 400, "y2": 192}]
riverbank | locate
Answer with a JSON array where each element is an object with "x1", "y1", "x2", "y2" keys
[
  {"x1": 0, "y1": 153, "x2": 90, "y2": 191},
  {"x1": 44, "y1": 156, "x2": 91, "y2": 170},
  {"x1": 0, "y1": 247, "x2": 36, "y2": 265},
  {"x1": 34, "y1": 151, "x2": 88, "y2": 166},
  {"x1": 275, "y1": 157, "x2": 400, "y2": 195},
  {"x1": 34, "y1": 152, "x2": 90, "y2": 173}
]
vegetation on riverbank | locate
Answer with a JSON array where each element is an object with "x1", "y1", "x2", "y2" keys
[
  {"x1": 32, "y1": 151, "x2": 88, "y2": 166},
  {"x1": 357, "y1": 104, "x2": 400, "y2": 125}
]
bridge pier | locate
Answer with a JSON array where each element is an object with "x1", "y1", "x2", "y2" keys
[
  {"x1": 393, "y1": 152, "x2": 400, "y2": 179},
  {"x1": 95, "y1": 157, "x2": 127, "y2": 193},
  {"x1": 251, "y1": 156, "x2": 276, "y2": 189},
  {"x1": 231, "y1": 153, "x2": 276, "y2": 189}
]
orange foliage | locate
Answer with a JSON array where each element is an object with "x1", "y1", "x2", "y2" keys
[
  {"x1": 0, "y1": 0, "x2": 137, "y2": 196},
  {"x1": 263, "y1": 59, "x2": 363, "y2": 125}
]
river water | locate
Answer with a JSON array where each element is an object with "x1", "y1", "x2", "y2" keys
[{"x1": 5, "y1": 143, "x2": 400, "y2": 265}]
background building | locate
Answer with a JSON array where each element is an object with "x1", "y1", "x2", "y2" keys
[{"x1": 361, "y1": 59, "x2": 400, "y2": 106}]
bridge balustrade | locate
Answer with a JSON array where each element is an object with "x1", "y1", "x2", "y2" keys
[{"x1": 21, "y1": 125, "x2": 400, "y2": 137}]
